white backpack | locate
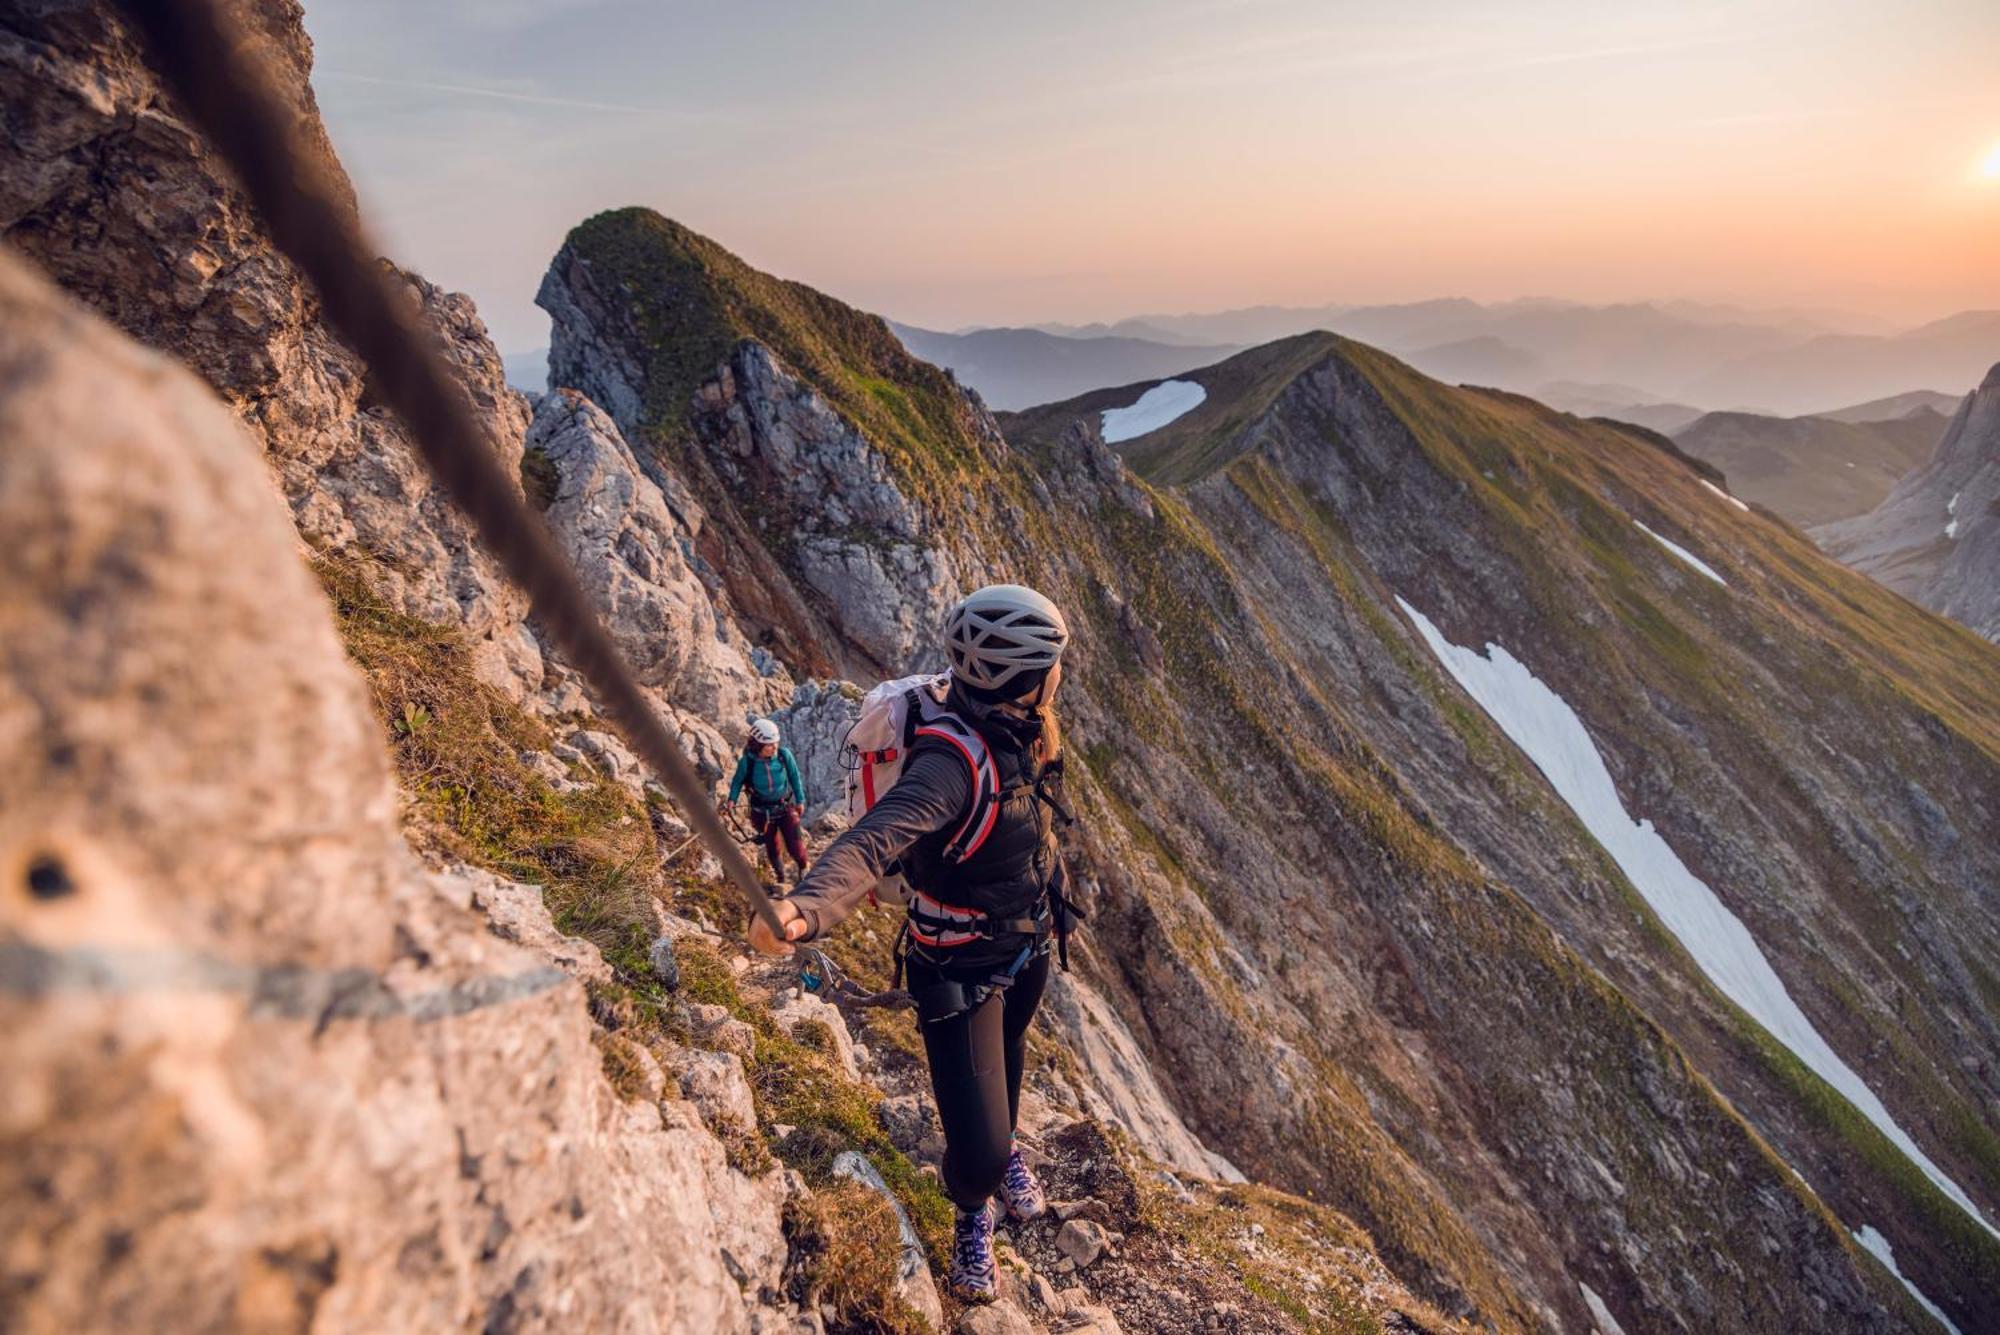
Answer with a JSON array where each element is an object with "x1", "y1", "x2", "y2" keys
[{"x1": 840, "y1": 672, "x2": 1001, "y2": 906}]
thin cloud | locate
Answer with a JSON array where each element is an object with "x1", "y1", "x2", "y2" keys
[{"x1": 317, "y1": 69, "x2": 700, "y2": 117}]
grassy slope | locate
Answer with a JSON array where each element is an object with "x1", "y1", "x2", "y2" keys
[
  {"x1": 1672, "y1": 408, "x2": 1946, "y2": 526},
  {"x1": 1080, "y1": 337, "x2": 2000, "y2": 1314}
]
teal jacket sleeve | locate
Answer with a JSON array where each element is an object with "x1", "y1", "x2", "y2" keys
[
  {"x1": 726, "y1": 751, "x2": 749, "y2": 804},
  {"x1": 781, "y1": 748, "x2": 805, "y2": 805}
]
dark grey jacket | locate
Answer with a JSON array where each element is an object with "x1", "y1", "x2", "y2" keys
[{"x1": 785, "y1": 749, "x2": 971, "y2": 941}]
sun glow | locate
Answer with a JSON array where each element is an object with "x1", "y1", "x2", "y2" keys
[{"x1": 1982, "y1": 140, "x2": 2000, "y2": 180}]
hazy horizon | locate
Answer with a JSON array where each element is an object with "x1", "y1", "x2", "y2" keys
[{"x1": 307, "y1": 0, "x2": 2000, "y2": 354}]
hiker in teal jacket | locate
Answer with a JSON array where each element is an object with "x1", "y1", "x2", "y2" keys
[{"x1": 722, "y1": 718, "x2": 810, "y2": 881}]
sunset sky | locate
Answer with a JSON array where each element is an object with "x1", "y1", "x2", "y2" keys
[{"x1": 306, "y1": 0, "x2": 2000, "y2": 353}]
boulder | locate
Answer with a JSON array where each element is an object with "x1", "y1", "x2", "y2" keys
[
  {"x1": 529, "y1": 388, "x2": 786, "y2": 721},
  {"x1": 830, "y1": 1152, "x2": 944, "y2": 1331},
  {"x1": 772, "y1": 991, "x2": 860, "y2": 1079},
  {"x1": 678, "y1": 1049, "x2": 759, "y2": 1135},
  {"x1": 1055, "y1": 1219, "x2": 1112, "y2": 1268},
  {"x1": 956, "y1": 1299, "x2": 1036, "y2": 1335}
]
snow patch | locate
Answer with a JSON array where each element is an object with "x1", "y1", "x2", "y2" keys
[
  {"x1": 1395, "y1": 598, "x2": 1999, "y2": 1243},
  {"x1": 1578, "y1": 1282, "x2": 1629, "y2": 1335},
  {"x1": 1853, "y1": 1225, "x2": 1960, "y2": 1334},
  {"x1": 1634, "y1": 521, "x2": 1727, "y2": 587},
  {"x1": 1100, "y1": 379, "x2": 1206, "y2": 443},
  {"x1": 1946, "y1": 491, "x2": 1960, "y2": 540},
  {"x1": 1699, "y1": 477, "x2": 1750, "y2": 512}
]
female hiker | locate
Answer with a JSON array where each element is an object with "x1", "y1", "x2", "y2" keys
[
  {"x1": 748, "y1": 584, "x2": 1077, "y2": 1304},
  {"x1": 722, "y1": 717, "x2": 810, "y2": 883}
]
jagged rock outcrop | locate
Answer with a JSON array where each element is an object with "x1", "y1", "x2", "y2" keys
[
  {"x1": 0, "y1": 0, "x2": 539, "y2": 697},
  {"x1": 1814, "y1": 362, "x2": 2000, "y2": 640},
  {"x1": 528, "y1": 387, "x2": 789, "y2": 735},
  {"x1": 536, "y1": 211, "x2": 1006, "y2": 681},
  {"x1": 692, "y1": 342, "x2": 965, "y2": 672},
  {"x1": 771, "y1": 677, "x2": 865, "y2": 823},
  {"x1": 0, "y1": 253, "x2": 792, "y2": 1331}
]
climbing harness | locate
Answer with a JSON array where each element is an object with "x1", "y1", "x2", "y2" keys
[{"x1": 113, "y1": 0, "x2": 790, "y2": 938}]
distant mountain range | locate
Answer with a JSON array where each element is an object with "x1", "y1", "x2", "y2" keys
[
  {"x1": 503, "y1": 346, "x2": 549, "y2": 394},
  {"x1": 888, "y1": 323, "x2": 1239, "y2": 410},
  {"x1": 899, "y1": 298, "x2": 2000, "y2": 420}
]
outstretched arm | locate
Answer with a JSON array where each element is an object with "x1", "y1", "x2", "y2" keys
[{"x1": 751, "y1": 749, "x2": 968, "y2": 951}]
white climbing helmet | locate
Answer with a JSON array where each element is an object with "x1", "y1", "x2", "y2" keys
[
  {"x1": 943, "y1": 584, "x2": 1070, "y2": 698},
  {"x1": 749, "y1": 718, "x2": 780, "y2": 747}
]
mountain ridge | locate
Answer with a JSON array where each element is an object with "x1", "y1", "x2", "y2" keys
[
  {"x1": 1814, "y1": 362, "x2": 2000, "y2": 643},
  {"x1": 545, "y1": 210, "x2": 2000, "y2": 1329},
  {"x1": 889, "y1": 321, "x2": 1242, "y2": 411}
]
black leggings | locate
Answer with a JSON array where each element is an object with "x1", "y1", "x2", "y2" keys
[{"x1": 911, "y1": 950, "x2": 1051, "y2": 1211}]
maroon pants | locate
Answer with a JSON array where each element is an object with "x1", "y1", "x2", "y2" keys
[{"x1": 751, "y1": 804, "x2": 807, "y2": 872}]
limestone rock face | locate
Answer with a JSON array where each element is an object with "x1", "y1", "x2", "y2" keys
[
  {"x1": 1814, "y1": 361, "x2": 2000, "y2": 641},
  {"x1": 0, "y1": 0, "x2": 539, "y2": 696},
  {"x1": 0, "y1": 248, "x2": 788, "y2": 1333},
  {"x1": 1040, "y1": 976, "x2": 1245, "y2": 1185},
  {"x1": 529, "y1": 386, "x2": 787, "y2": 723},
  {"x1": 771, "y1": 677, "x2": 863, "y2": 822},
  {"x1": 697, "y1": 342, "x2": 964, "y2": 673}
]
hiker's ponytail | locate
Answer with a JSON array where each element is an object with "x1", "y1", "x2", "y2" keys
[{"x1": 1033, "y1": 705, "x2": 1061, "y2": 768}]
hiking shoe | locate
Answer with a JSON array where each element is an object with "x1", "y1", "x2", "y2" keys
[
  {"x1": 948, "y1": 1201, "x2": 998, "y2": 1303},
  {"x1": 998, "y1": 1145, "x2": 1047, "y2": 1222}
]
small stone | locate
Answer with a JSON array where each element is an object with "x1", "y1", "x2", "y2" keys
[
  {"x1": 677, "y1": 1049, "x2": 756, "y2": 1132},
  {"x1": 955, "y1": 1298, "x2": 1035, "y2": 1335},
  {"x1": 876, "y1": 1095, "x2": 935, "y2": 1155},
  {"x1": 1053, "y1": 1197, "x2": 1111, "y2": 1224},
  {"x1": 648, "y1": 935, "x2": 679, "y2": 989},
  {"x1": 1028, "y1": 1273, "x2": 1066, "y2": 1316},
  {"x1": 1055, "y1": 1218, "x2": 1109, "y2": 1267}
]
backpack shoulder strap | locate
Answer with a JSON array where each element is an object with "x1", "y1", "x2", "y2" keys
[{"x1": 909, "y1": 707, "x2": 1001, "y2": 862}]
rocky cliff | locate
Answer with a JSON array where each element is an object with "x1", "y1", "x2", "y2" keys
[{"x1": 1814, "y1": 363, "x2": 2000, "y2": 642}]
